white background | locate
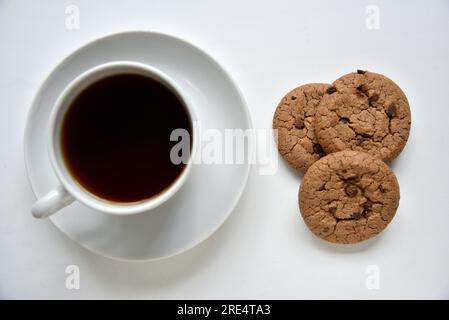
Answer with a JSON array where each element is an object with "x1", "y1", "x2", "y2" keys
[{"x1": 1, "y1": 0, "x2": 448, "y2": 299}]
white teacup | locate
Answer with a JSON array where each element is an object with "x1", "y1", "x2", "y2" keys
[{"x1": 32, "y1": 61, "x2": 197, "y2": 219}]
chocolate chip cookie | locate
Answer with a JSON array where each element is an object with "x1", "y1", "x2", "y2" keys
[
  {"x1": 314, "y1": 70, "x2": 411, "y2": 162},
  {"x1": 273, "y1": 83, "x2": 330, "y2": 172},
  {"x1": 299, "y1": 150, "x2": 400, "y2": 244}
]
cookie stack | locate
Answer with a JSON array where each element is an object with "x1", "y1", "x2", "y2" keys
[{"x1": 273, "y1": 70, "x2": 411, "y2": 244}]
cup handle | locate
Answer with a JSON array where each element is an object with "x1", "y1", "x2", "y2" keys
[{"x1": 31, "y1": 185, "x2": 75, "y2": 219}]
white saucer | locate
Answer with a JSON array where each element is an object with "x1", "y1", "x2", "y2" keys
[{"x1": 24, "y1": 31, "x2": 252, "y2": 261}]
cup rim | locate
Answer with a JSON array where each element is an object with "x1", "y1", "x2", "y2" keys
[{"x1": 47, "y1": 61, "x2": 198, "y2": 215}]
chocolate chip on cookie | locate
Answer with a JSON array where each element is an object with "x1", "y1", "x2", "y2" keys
[
  {"x1": 273, "y1": 83, "x2": 330, "y2": 172},
  {"x1": 386, "y1": 103, "x2": 397, "y2": 118},
  {"x1": 295, "y1": 119, "x2": 305, "y2": 130},
  {"x1": 344, "y1": 183, "x2": 358, "y2": 197},
  {"x1": 326, "y1": 86, "x2": 337, "y2": 94},
  {"x1": 314, "y1": 71, "x2": 411, "y2": 162},
  {"x1": 299, "y1": 150, "x2": 400, "y2": 244},
  {"x1": 313, "y1": 144, "x2": 325, "y2": 157}
]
